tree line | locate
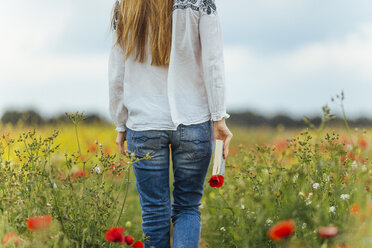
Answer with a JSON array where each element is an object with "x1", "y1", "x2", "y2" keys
[{"x1": 1, "y1": 109, "x2": 372, "y2": 128}]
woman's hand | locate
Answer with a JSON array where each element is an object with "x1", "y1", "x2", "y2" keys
[
  {"x1": 213, "y1": 118, "x2": 233, "y2": 159},
  {"x1": 115, "y1": 131, "x2": 127, "y2": 155}
]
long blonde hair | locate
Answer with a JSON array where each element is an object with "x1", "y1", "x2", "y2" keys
[{"x1": 111, "y1": 0, "x2": 173, "y2": 66}]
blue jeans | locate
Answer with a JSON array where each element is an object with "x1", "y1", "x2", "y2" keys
[{"x1": 126, "y1": 120, "x2": 213, "y2": 248}]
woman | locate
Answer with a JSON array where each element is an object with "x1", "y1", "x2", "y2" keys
[{"x1": 108, "y1": 0, "x2": 232, "y2": 247}]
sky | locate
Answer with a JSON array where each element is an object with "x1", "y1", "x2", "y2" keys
[{"x1": 1, "y1": 0, "x2": 372, "y2": 121}]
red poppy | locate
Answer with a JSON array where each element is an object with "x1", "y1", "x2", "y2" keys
[
  {"x1": 350, "y1": 204, "x2": 360, "y2": 215},
  {"x1": 344, "y1": 176, "x2": 349, "y2": 183},
  {"x1": 89, "y1": 144, "x2": 97, "y2": 152},
  {"x1": 132, "y1": 240, "x2": 144, "y2": 248},
  {"x1": 318, "y1": 225, "x2": 338, "y2": 239},
  {"x1": 273, "y1": 140, "x2": 287, "y2": 153},
  {"x1": 348, "y1": 152, "x2": 356, "y2": 161},
  {"x1": 358, "y1": 138, "x2": 368, "y2": 149},
  {"x1": 359, "y1": 155, "x2": 366, "y2": 164},
  {"x1": 208, "y1": 175, "x2": 224, "y2": 188},
  {"x1": 124, "y1": 235, "x2": 134, "y2": 245},
  {"x1": 78, "y1": 154, "x2": 87, "y2": 162},
  {"x1": 340, "y1": 155, "x2": 346, "y2": 163},
  {"x1": 105, "y1": 227, "x2": 125, "y2": 244},
  {"x1": 71, "y1": 170, "x2": 88, "y2": 180},
  {"x1": 27, "y1": 215, "x2": 52, "y2": 231},
  {"x1": 268, "y1": 219, "x2": 295, "y2": 241},
  {"x1": 2, "y1": 232, "x2": 21, "y2": 245},
  {"x1": 103, "y1": 148, "x2": 111, "y2": 155}
]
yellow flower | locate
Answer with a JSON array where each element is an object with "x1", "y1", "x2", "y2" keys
[
  {"x1": 209, "y1": 192, "x2": 215, "y2": 199},
  {"x1": 125, "y1": 221, "x2": 132, "y2": 228}
]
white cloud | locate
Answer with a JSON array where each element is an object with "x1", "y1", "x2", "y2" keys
[
  {"x1": 1, "y1": 1, "x2": 372, "y2": 119},
  {"x1": 0, "y1": 1, "x2": 113, "y2": 85},
  {"x1": 224, "y1": 22, "x2": 372, "y2": 116}
]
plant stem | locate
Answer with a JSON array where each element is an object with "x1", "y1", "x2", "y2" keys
[
  {"x1": 74, "y1": 124, "x2": 86, "y2": 193},
  {"x1": 74, "y1": 125, "x2": 82, "y2": 158},
  {"x1": 107, "y1": 171, "x2": 126, "y2": 222},
  {"x1": 217, "y1": 190, "x2": 236, "y2": 217},
  {"x1": 48, "y1": 176, "x2": 66, "y2": 234},
  {"x1": 341, "y1": 101, "x2": 354, "y2": 146},
  {"x1": 116, "y1": 168, "x2": 131, "y2": 226}
]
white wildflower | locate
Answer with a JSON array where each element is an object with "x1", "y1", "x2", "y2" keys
[
  {"x1": 241, "y1": 203, "x2": 245, "y2": 210},
  {"x1": 46, "y1": 203, "x2": 52, "y2": 207},
  {"x1": 262, "y1": 169, "x2": 269, "y2": 175},
  {"x1": 200, "y1": 203, "x2": 204, "y2": 209},
  {"x1": 329, "y1": 206, "x2": 336, "y2": 214},
  {"x1": 346, "y1": 144, "x2": 353, "y2": 151},
  {"x1": 293, "y1": 174, "x2": 299, "y2": 183},
  {"x1": 94, "y1": 166, "x2": 102, "y2": 174},
  {"x1": 53, "y1": 183, "x2": 57, "y2": 189},
  {"x1": 305, "y1": 198, "x2": 312, "y2": 206},
  {"x1": 312, "y1": 183, "x2": 320, "y2": 189},
  {"x1": 362, "y1": 165, "x2": 367, "y2": 171},
  {"x1": 266, "y1": 219, "x2": 273, "y2": 226},
  {"x1": 340, "y1": 194, "x2": 350, "y2": 200},
  {"x1": 308, "y1": 192, "x2": 313, "y2": 197},
  {"x1": 351, "y1": 161, "x2": 358, "y2": 169},
  {"x1": 302, "y1": 223, "x2": 307, "y2": 229},
  {"x1": 220, "y1": 227, "x2": 226, "y2": 232}
]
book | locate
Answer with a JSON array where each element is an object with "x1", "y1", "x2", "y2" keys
[{"x1": 212, "y1": 139, "x2": 225, "y2": 176}]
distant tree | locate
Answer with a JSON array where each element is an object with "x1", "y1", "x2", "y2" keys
[
  {"x1": 21, "y1": 110, "x2": 45, "y2": 125},
  {"x1": 270, "y1": 114, "x2": 296, "y2": 127},
  {"x1": 1, "y1": 110, "x2": 44, "y2": 126},
  {"x1": 1, "y1": 108, "x2": 372, "y2": 128},
  {"x1": 85, "y1": 113, "x2": 106, "y2": 124},
  {"x1": 1, "y1": 111, "x2": 23, "y2": 125}
]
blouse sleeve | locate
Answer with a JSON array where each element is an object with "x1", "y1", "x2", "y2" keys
[
  {"x1": 108, "y1": 31, "x2": 128, "y2": 132},
  {"x1": 199, "y1": 0, "x2": 230, "y2": 121}
]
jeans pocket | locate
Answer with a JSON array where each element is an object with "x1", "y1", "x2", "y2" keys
[
  {"x1": 179, "y1": 121, "x2": 211, "y2": 160},
  {"x1": 130, "y1": 130, "x2": 162, "y2": 158}
]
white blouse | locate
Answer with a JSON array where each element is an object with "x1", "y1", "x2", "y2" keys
[{"x1": 108, "y1": 0, "x2": 230, "y2": 132}]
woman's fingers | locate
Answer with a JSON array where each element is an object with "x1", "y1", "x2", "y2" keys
[
  {"x1": 212, "y1": 120, "x2": 233, "y2": 159},
  {"x1": 119, "y1": 143, "x2": 126, "y2": 156},
  {"x1": 116, "y1": 132, "x2": 127, "y2": 156},
  {"x1": 223, "y1": 131, "x2": 233, "y2": 159}
]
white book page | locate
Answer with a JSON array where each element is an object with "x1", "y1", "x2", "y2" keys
[{"x1": 212, "y1": 139, "x2": 224, "y2": 175}]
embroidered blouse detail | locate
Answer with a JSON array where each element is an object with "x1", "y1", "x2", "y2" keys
[
  {"x1": 200, "y1": 0, "x2": 217, "y2": 15},
  {"x1": 112, "y1": 0, "x2": 119, "y2": 30},
  {"x1": 172, "y1": 0, "x2": 217, "y2": 15},
  {"x1": 108, "y1": 0, "x2": 230, "y2": 132},
  {"x1": 173, "y1": 0, "x2": 199, "y2": 12}
]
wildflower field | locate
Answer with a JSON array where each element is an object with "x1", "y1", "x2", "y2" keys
[{"x1": 1, "y1": 109, "x2": 372, "y2": 247}]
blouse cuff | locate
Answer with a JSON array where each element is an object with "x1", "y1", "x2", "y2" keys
[
  {"x1": 211, "y1": 112, "x2": 231, "y2": 122},
  {"x1": 115, "y1": 125, "x2": 127, "y2": 132}
]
